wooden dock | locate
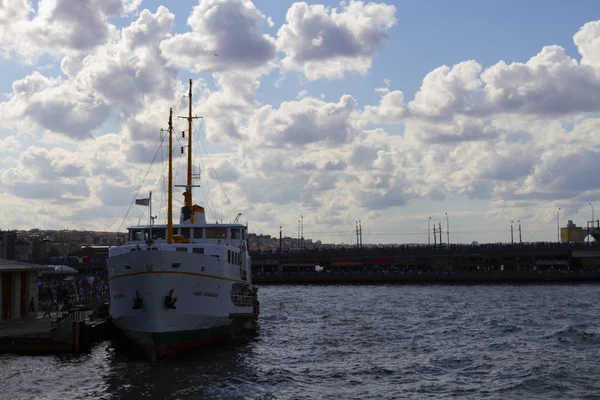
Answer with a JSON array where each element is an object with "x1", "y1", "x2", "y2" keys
[{"x1": 0, "y1": 307, "x2": 111, "y2": 354}]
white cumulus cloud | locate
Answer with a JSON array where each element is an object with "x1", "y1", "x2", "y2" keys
[
  {"x1": 0, "y1": 0, "x2": 141, "y2": 60},
  {"x1": 277, "y1": 0, "x2": 396, "y2": 80},
  {"x1": 160, "y1": 0, "x2": 276, "y2": 74}
]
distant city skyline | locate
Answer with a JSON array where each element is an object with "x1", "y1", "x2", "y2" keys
[{"x1": 1, "y1": 1, "x2": 600, "y2": 244}]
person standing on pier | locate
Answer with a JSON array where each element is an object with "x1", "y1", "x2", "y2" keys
[
  {"x1": 43, "y1": 301, "x2": 52, "y2": 319},
  {"x1": 29, "y1": 297, "x2": 35, "y2": 316}
]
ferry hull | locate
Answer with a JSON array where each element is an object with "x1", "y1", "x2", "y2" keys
[
  {"x1": 108, "y1": 249, "x2": 257, "y2": 360},
  {"x1": 118, "y1": 317, "x2": 255, "y2": 360}
]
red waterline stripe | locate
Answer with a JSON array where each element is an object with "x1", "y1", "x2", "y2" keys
[{"x1": 109, "y1": 270, "x2": 248, "y2": 283}]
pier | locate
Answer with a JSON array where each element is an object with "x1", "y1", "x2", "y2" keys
[
  {"x1": 0, "y1": 258, "x2": 111, "y2": 355},
  {"x1": 0, "y1": 305, "x2": 111, "y2": 354}
]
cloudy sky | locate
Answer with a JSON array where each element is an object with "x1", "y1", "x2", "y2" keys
[{"x1": 1, "y1": 0, "x2": 600, "y2": 245}]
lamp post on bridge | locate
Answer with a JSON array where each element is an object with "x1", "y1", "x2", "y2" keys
[
  {"x1": 557, "y1": 208, "x2": 561, "y2": 243},
  {"x1": 445, "y1": 212, "x2": 449, "y2": 246},
  {"x1": 301, "y1": 215, "x2": 304, "y2": 250},
  {"x1": 510, "y1": 220, "x2": 514, "y2": 245},
  {"x1": 589, "y1": 203, "x2": 594, "y2": 244},
  {"x1": 428, "y1": 216, "x2": 431, "y2": 245}
]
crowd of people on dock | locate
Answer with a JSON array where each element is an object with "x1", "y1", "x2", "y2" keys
[{"x1": 34, "y1": 271, "x2": 109, "y2": 317}]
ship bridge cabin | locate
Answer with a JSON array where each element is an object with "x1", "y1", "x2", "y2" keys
[
  {"x1": 127, "y1": 225, "x2": 247, "y2": 245},
  {"x1": 119, "y1": 225, "x2": 249, "y2": 274}
]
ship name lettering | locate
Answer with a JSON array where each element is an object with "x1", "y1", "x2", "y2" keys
[
  {"x1": 203, "y1": 292, "x2": 218, "y2": 298},
  {"x1": 112, "y1": 293, "x2": 124, "y2": 299},
  {"x1": 193, "y1": 291, "x2": 203, "y2": 296}
]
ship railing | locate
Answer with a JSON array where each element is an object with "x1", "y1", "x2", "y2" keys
[{"x1": 230, "y1": 294, "x2": 253, "y2": 308}]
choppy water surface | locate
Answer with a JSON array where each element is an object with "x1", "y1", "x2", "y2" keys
[{"x1": 3, "y1": 284, "x2": 600, "y2": 399}]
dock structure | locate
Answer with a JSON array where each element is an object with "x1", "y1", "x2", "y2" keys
[
  {"x1": 0, "y1": 305, "x2": 111, "y2": 354},
  {"x1": 0, "y1": 258, "x2": 111, "y2": 354},
  {"x1": 0, "y1": 259, "x2": 52, "y2": 321}
]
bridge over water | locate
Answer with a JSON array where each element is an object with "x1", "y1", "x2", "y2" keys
[
  {"x1": 250, "y1": 242, "x2": 600, "y2": 271},
  {"x1": 251, "y1": 242, "x2": 600, "y2": 283}
]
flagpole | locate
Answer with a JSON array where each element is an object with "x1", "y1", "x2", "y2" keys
[
  {"x1": 167, "y1": 108, "x2": 173, "y2": 244},
  {"x1": 149, "y1": 191, "x2": 152, "y2": 235}
]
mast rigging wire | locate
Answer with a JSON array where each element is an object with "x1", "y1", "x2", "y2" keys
[{"x1": 116, "y1": 133, "x2": 165, "y2": 233}]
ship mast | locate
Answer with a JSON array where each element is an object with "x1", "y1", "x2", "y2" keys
[
  {"x1": 179, "y1": 79, "x2": 201, "y2": 213},
  {"x1": 186, "y1": 79, "x2": 193, "y2": 208},
  {"x1": 167, "y1": 108, "x2": 174, "y2": 244}
]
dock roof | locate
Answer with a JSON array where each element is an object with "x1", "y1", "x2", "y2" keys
[{"x1": 0, "y1": 259, "x2": 53, "y2": 273}]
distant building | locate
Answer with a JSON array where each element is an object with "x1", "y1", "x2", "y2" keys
[
  {"x1": 13, "y1": 238, "x2": 31, "y2": 261},
  {"x1": 561, "y1": 220, "x2": 584, "y2": 242},
  {"x1": 0, "y1": 231, "x2": 16, "y2": 260},
  {"x1": 30, "y1": 235, "x2": 47, "y2": 262}
]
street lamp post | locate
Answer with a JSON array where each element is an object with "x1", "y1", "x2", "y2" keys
[
  {"x1": 428, "y1": 217, "x2": 431, "y2": 245},
  {"x1": 445, "y1": 212, "x2": 449, "y2": 246},
  {"x1": 589, "y1": 203, "x2": 594, "y2": 244},
  {"x1": 510, "y1": 220, "x2": 514, "y2": 244},
  {"x1": 301, "y1": 215, "x2": 304, "y2": 250},
  {"x1": 557, "y1": 208, "x2": 561, "y2": 243},
  {"x1": 359, "y1": 220, "x2": 362, "y2": 249},
  {"x1": 518, "y1": 220, "x2": 522, "y2": 244}
]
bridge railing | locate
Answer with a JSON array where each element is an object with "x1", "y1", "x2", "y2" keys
[{"x1": 250, "y1": 241, "x2": 600, "y2": 259}]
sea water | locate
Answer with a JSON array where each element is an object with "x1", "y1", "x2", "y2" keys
[{"x1": 2, "y1": 284, "x2": 600, "y2": 399}]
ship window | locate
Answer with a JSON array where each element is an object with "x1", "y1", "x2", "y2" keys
[
  {"x1": 231, "y1": 229, "x2": 241, "y2": 239},
  {"x1": 125, "y1": 264, "x2": 131, "y2": 270},
  {"x1": 172, "y1": 263, "x2": 181, "y2": 268},
  {"x1": 181, "y1": 228, "x2": 190, "y2": 239},
  {"x1": 176, "y1": 247, "x2": 188, "y2": 252},
  {"x1": 130, "y1": 229, "x2": 142, "y2": 241},
  {"x1": 241, "y1": 229, "x2": 245, "y2": 240},
  {"x1": 193, "y1": 248, "x2": 204, "y2": 254},
  {"x1": 155, "y1": 228, "x2": 166, "y2": 239},
  {"x1": 234, "y1": 252, "x2": 238, "y2": 265},
  {"x1": 206, "y1": 227, "x2": 227, "y2": 239},
  {"x1": 228, "y1": 250, "x2": 231, "y2": 264},
  {"x1": 193, "y1": 228, "x2": 203, "y2": 239}
]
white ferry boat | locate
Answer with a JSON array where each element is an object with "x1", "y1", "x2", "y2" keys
[{"x1": 107, "y1": 80, "x2": 258, "y2": 361}]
